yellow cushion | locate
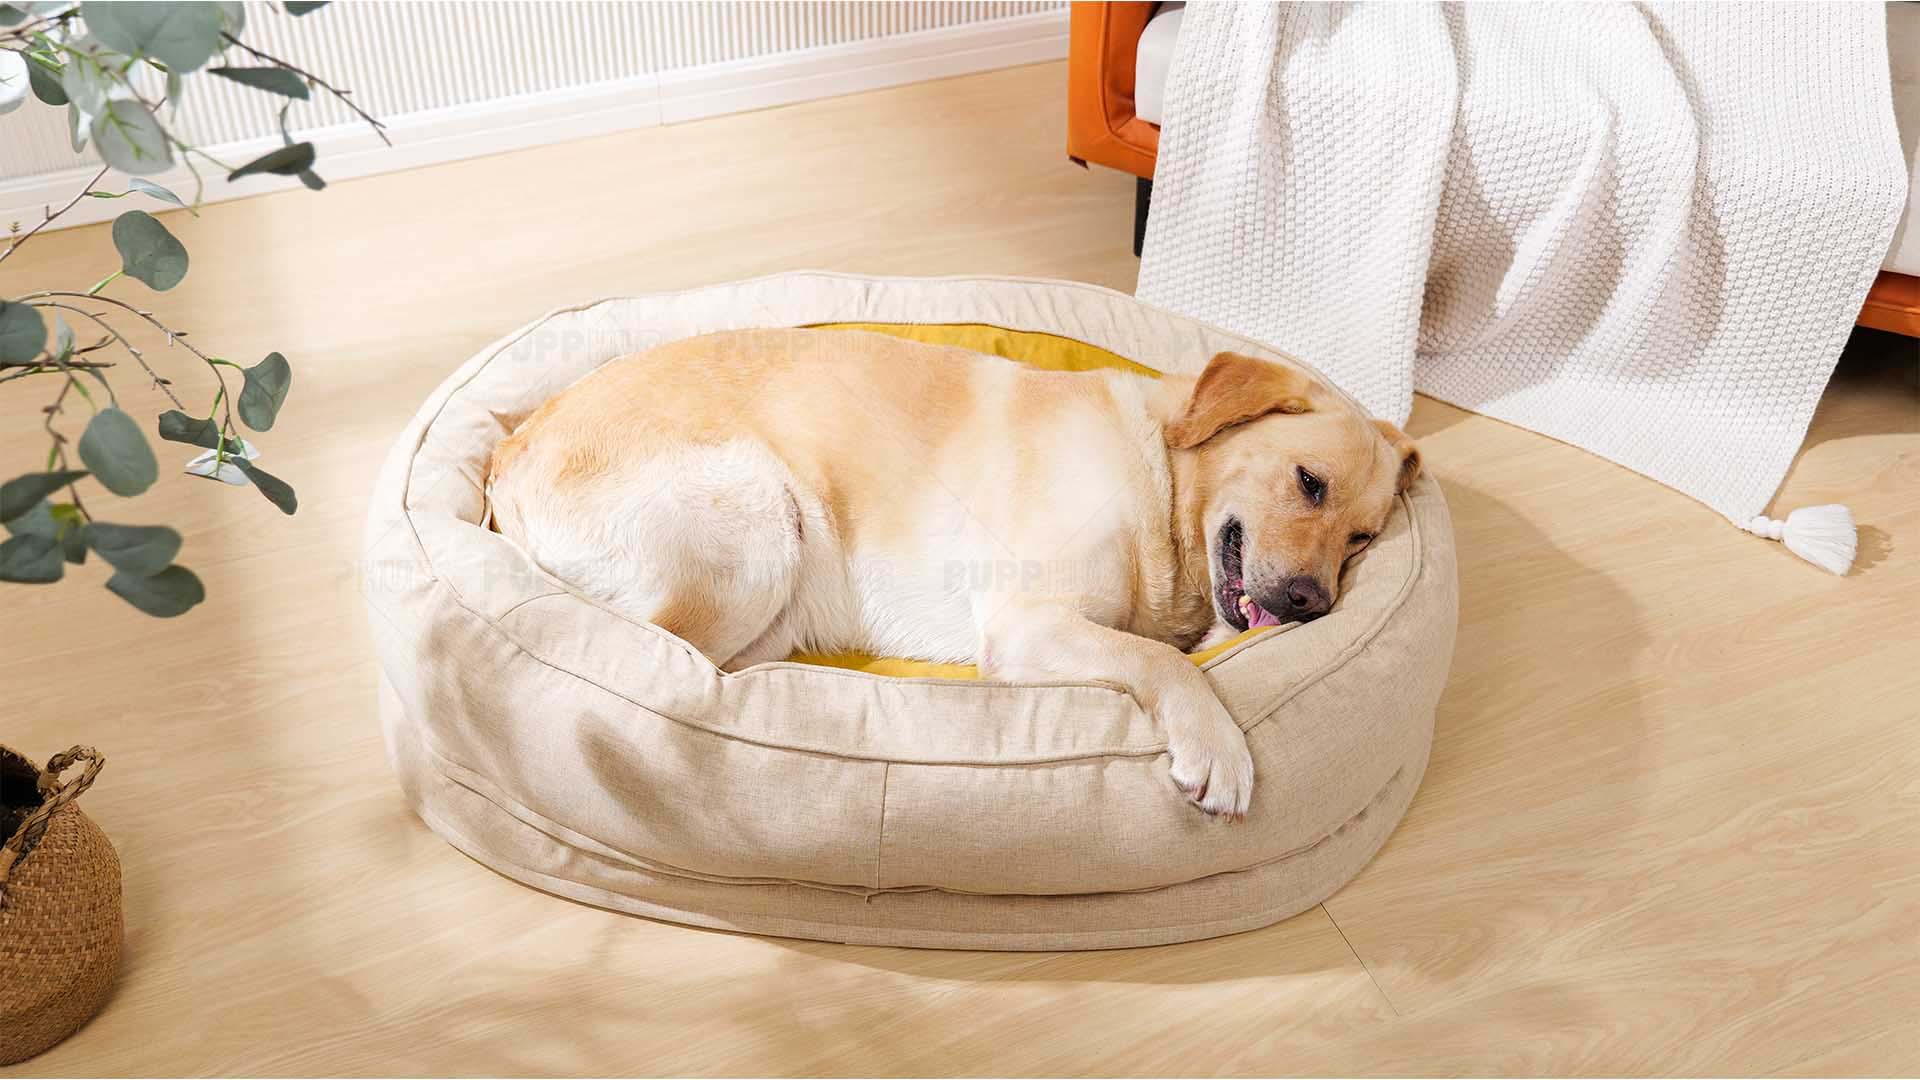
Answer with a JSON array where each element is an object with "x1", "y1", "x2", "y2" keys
[{"x1": 788, "y1": 322, "x2": 1268, "y2": 677}]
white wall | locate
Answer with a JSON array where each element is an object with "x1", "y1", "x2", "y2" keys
[{"x1": 2, "y1": 0, "x2": 1067, "y2": 227}]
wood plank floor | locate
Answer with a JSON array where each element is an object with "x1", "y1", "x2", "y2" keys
[{"x1": 3, "y1": 62, "x2": 1916, "y2": 1077}]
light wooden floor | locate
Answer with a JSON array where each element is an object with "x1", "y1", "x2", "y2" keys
[{"x1": 4, "y1": 62, "x2": 1917, "y2": 1077}]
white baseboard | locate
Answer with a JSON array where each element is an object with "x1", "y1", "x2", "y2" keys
[{"x1": 1, "y1": 9, "x2": 1068, "y2": 234}]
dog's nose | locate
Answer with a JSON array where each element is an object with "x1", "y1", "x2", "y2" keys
[{"x1": 1279, "y1": 575, "x2": 1331, "y2": 620}]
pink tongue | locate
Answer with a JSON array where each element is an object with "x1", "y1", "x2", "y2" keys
[{"x1": 1245, "y1": 603, "x2": 1282, "y2": 629}]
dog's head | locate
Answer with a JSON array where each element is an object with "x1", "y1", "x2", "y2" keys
[{"x1": 1165, "y1": 351, "x2": 1420, "y2": 633}]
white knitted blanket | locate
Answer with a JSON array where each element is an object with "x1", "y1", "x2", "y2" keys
[{"x1": 1138, "y1": 3, "x2": 1906, "y2": 559}]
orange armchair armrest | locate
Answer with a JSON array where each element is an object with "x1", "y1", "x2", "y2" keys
[{"x1": 1066, "y1": 1, "x2": 1160, "y2": 179}]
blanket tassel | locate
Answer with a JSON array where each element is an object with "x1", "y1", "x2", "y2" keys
[{"x1": 1740, "y1": 505, "x2": 1857, "y2": 576}]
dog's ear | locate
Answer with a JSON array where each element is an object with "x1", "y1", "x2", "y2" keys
[
  {"x1": 1373, "y1": 419, "x2": 1422, "y2": 494},
  {"x1": 1164, "y1": 352, "x2": 1317, "y2": 449}
]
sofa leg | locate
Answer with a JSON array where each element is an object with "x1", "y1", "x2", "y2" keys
[{"x1": 1133, "y1": 177, "x2": 1152, "y2": 257}]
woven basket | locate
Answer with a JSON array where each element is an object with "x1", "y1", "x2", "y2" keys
[{"x1": 0, "y1": 745, "x2": 122, "y2": 1066}]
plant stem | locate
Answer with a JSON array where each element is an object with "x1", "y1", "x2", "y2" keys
[
  {"x1": 28, "y1": 293, "x2": 241, "y2": 431},
  {"x1": 0, "y1": 164, "x2": 111, "y2": 267},
  {"x1": 86, "y1": 269, "x2": 123, "y2": 295},
  {"x1": 220, "y1": 32, "x2": 392, "y2": 146},
  {"x1": 29, "y1": 300, "x2": 186, "y2": 411},
  {"x1": 0, "y1": 357, "x2": 114, "y2": 371},
  {"x1": 0, "y1": 361, "x2": 112, "y2": 387}
]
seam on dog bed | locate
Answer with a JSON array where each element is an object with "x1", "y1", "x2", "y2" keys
[
  {"x1": 418, "y1": 730, "x2": 1411, "y2": 899},
  {"x1": 422, "y1": 742, "x2": 881, "y2": 894},
  {"x1": 481, "y1": 600, "x2": 1172, "y2": 765},
  {"x1": 874, "y1": 762, "x2": 890, "y2": 891},
  {"x1": 495, "y1": 588, "x2": 566, "y2": 622},
  {"x1": 417, "y1": 802, "x2": 1342, "y2": 950}
]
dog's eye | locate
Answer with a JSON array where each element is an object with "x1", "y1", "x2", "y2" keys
[
  {"x1": 1296, "y1": 466, "x2": 1326, "y2": 505},
  {"x1": 1348, "y1": 531, "x2": 1374, "y2": 547}
]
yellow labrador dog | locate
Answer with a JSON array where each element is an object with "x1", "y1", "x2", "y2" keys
[{"x1": 487, "y1": 329, "x2": 1419, "y2": 818}]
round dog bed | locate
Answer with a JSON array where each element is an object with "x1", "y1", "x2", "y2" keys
[{"x1": 365, "y1": 273, "x2": 1458, "y2": 951}]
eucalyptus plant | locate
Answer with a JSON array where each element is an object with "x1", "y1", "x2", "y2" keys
[{"x1": 0, "y1": 0, "x2": 384, "y2": 616}]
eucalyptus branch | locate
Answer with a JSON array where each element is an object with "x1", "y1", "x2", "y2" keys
[
  {"x1": 0, "y1": 163, "x2": 111, "y2": 267},
  {"x1": 220, "y1": 31, "x2": 391, "y2": 146},
  {"x1": 0, "y1": 11, "x2": 72, "y2": 48},
  {"x1": 28, "y1": 293, "x2": 215, "y2": 362},
  {"x1": 41, "y1": 365, "x2": 79, "y2": 453},
  {"x1": 29, "y1": 300, "x2": 186, "y2": 411},
  {"x1": 0, "y1": 356, "x2": 113, "y2": 371},
  {"x1": 183, "y1": 143, "x2": 239, "y2": 176},
  {"x1": 49, "y1": 336, "x2": 112, "y2": 406},
  {"x1": 38, "y1": 367, "x2": 94, "y2": 521},
  {"x1": 0, "y1": 3, "x2": 336, "y2": 613},
  {"x1": 0, "y1": 356, "x2": 115, "y2": 388},
  {"x1": 42, "y1": 367, "x2": 75, "y2": 431},
  {"x1": 27, "y1": 293, "x2": 240, "y2": 432}
]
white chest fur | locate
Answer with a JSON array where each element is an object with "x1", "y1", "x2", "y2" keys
[{"x1": 793, "y1": 370, "x2": 1174, "y2": 663}]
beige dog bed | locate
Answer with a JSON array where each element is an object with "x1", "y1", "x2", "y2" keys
[{"x1": 365, "y1": 273, "x2": 1458, "y2": 951}]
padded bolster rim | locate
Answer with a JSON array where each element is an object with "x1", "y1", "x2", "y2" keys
[{"x1": 417, "y1": 726, "x2": 1416, "y2": 898}]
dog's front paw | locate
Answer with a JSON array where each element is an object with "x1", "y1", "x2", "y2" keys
[{"x1": 1164, "y1": 697, "x2": 1254, "y2": 819}]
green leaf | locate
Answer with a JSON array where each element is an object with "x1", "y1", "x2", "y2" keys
[
  {"x1": 81, "y1": 1, "x2": 223, "y2": 73},
  {"x1": 0, "y1": 533, "x2": 62, "y2": 583},
  {"x1": 87, "y1": 521, "x2": 179, "y2": 575},
  {"x1": 67, "y1": 99, "x2": 89, "y2": 151},
  {"x1": 227, "y1": 141, "x2": 315, "y2": 181},
  {"x1": 0, "y1": 6, "x2": 27, "y2": 26},
  {"x1": 77, "y1": 407, "x2": 157, "y2": 496},
  {"x1": 234, "y1": 457, "x2": 294, "y2": 514},
  {"x1": 212, "y1": 0, "x2": 241, "y2": 32},
  {"x1": 0, "y1": 470, "x2": 87, "y2": 521},
  {"x1": 237, "y1": 351, "x2": 290, "y2": 431},
  {"x1": 284, "y1": 1, "x2": 326, "y2": 13},
  {"x1": 228, "y1": 141, "x2": 314, "y2": 180},
  {"x1": 296, "y1": 168, "x2": 325, "y2": 192},
  {"x1": 156, "y1": 408, "x2": 233, "y2": 450},
  {"x1": 60, "y1": 522, "x2": 88, "y2": 562},
  {"x1": 128, "y1": 176, "x2": 189, "y2": 210},
  {"x1": 107, "y1": 563, "x2": 202, "y2": 615},
  {"x1": 111, "y1": 209, "x2": 188, "y2": 290},
  {"x1": 3, "y1": 499, "x2": 54, "y2": 538},
  {"x1": 93, "y1": 97, "x2": 172, "y2": 175},
  {"x1": 10, "y1": 502, "x2": 90, "y2": 564},
  {"x1": 51, "y1": 314, "x2": 73, "y2": 360},
  {"x1": 208, "y1": 65, "x2": 308, "y2": 100},
  {"x1": 52, "y1": 504, "x2": 86, "y2": 562},
  {"x1": 0, "y1": 301, "x2": 46, "y2": 363},
  {"x1": 0, "y1": 50, "x2": 27, "y2": 116},
  {"x1": 27, "y1": 55, "x2": 66, "y2": 105}
]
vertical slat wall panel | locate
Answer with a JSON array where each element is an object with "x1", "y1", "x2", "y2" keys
[{"x1": 0, "y1": 0, "x2": 1063, "y2": 180}]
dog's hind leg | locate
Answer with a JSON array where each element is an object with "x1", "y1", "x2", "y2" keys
[
  {"x1": 631, "y1": 440, "x2": 810, "y2": 668},
  {"x1": 498, "y1": 438, "x2": 806, "y2": 669}
]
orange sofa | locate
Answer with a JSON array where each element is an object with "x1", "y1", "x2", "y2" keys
[{"x1": 1065, "y1": 0, "x2": 1920, "y2": 337}]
